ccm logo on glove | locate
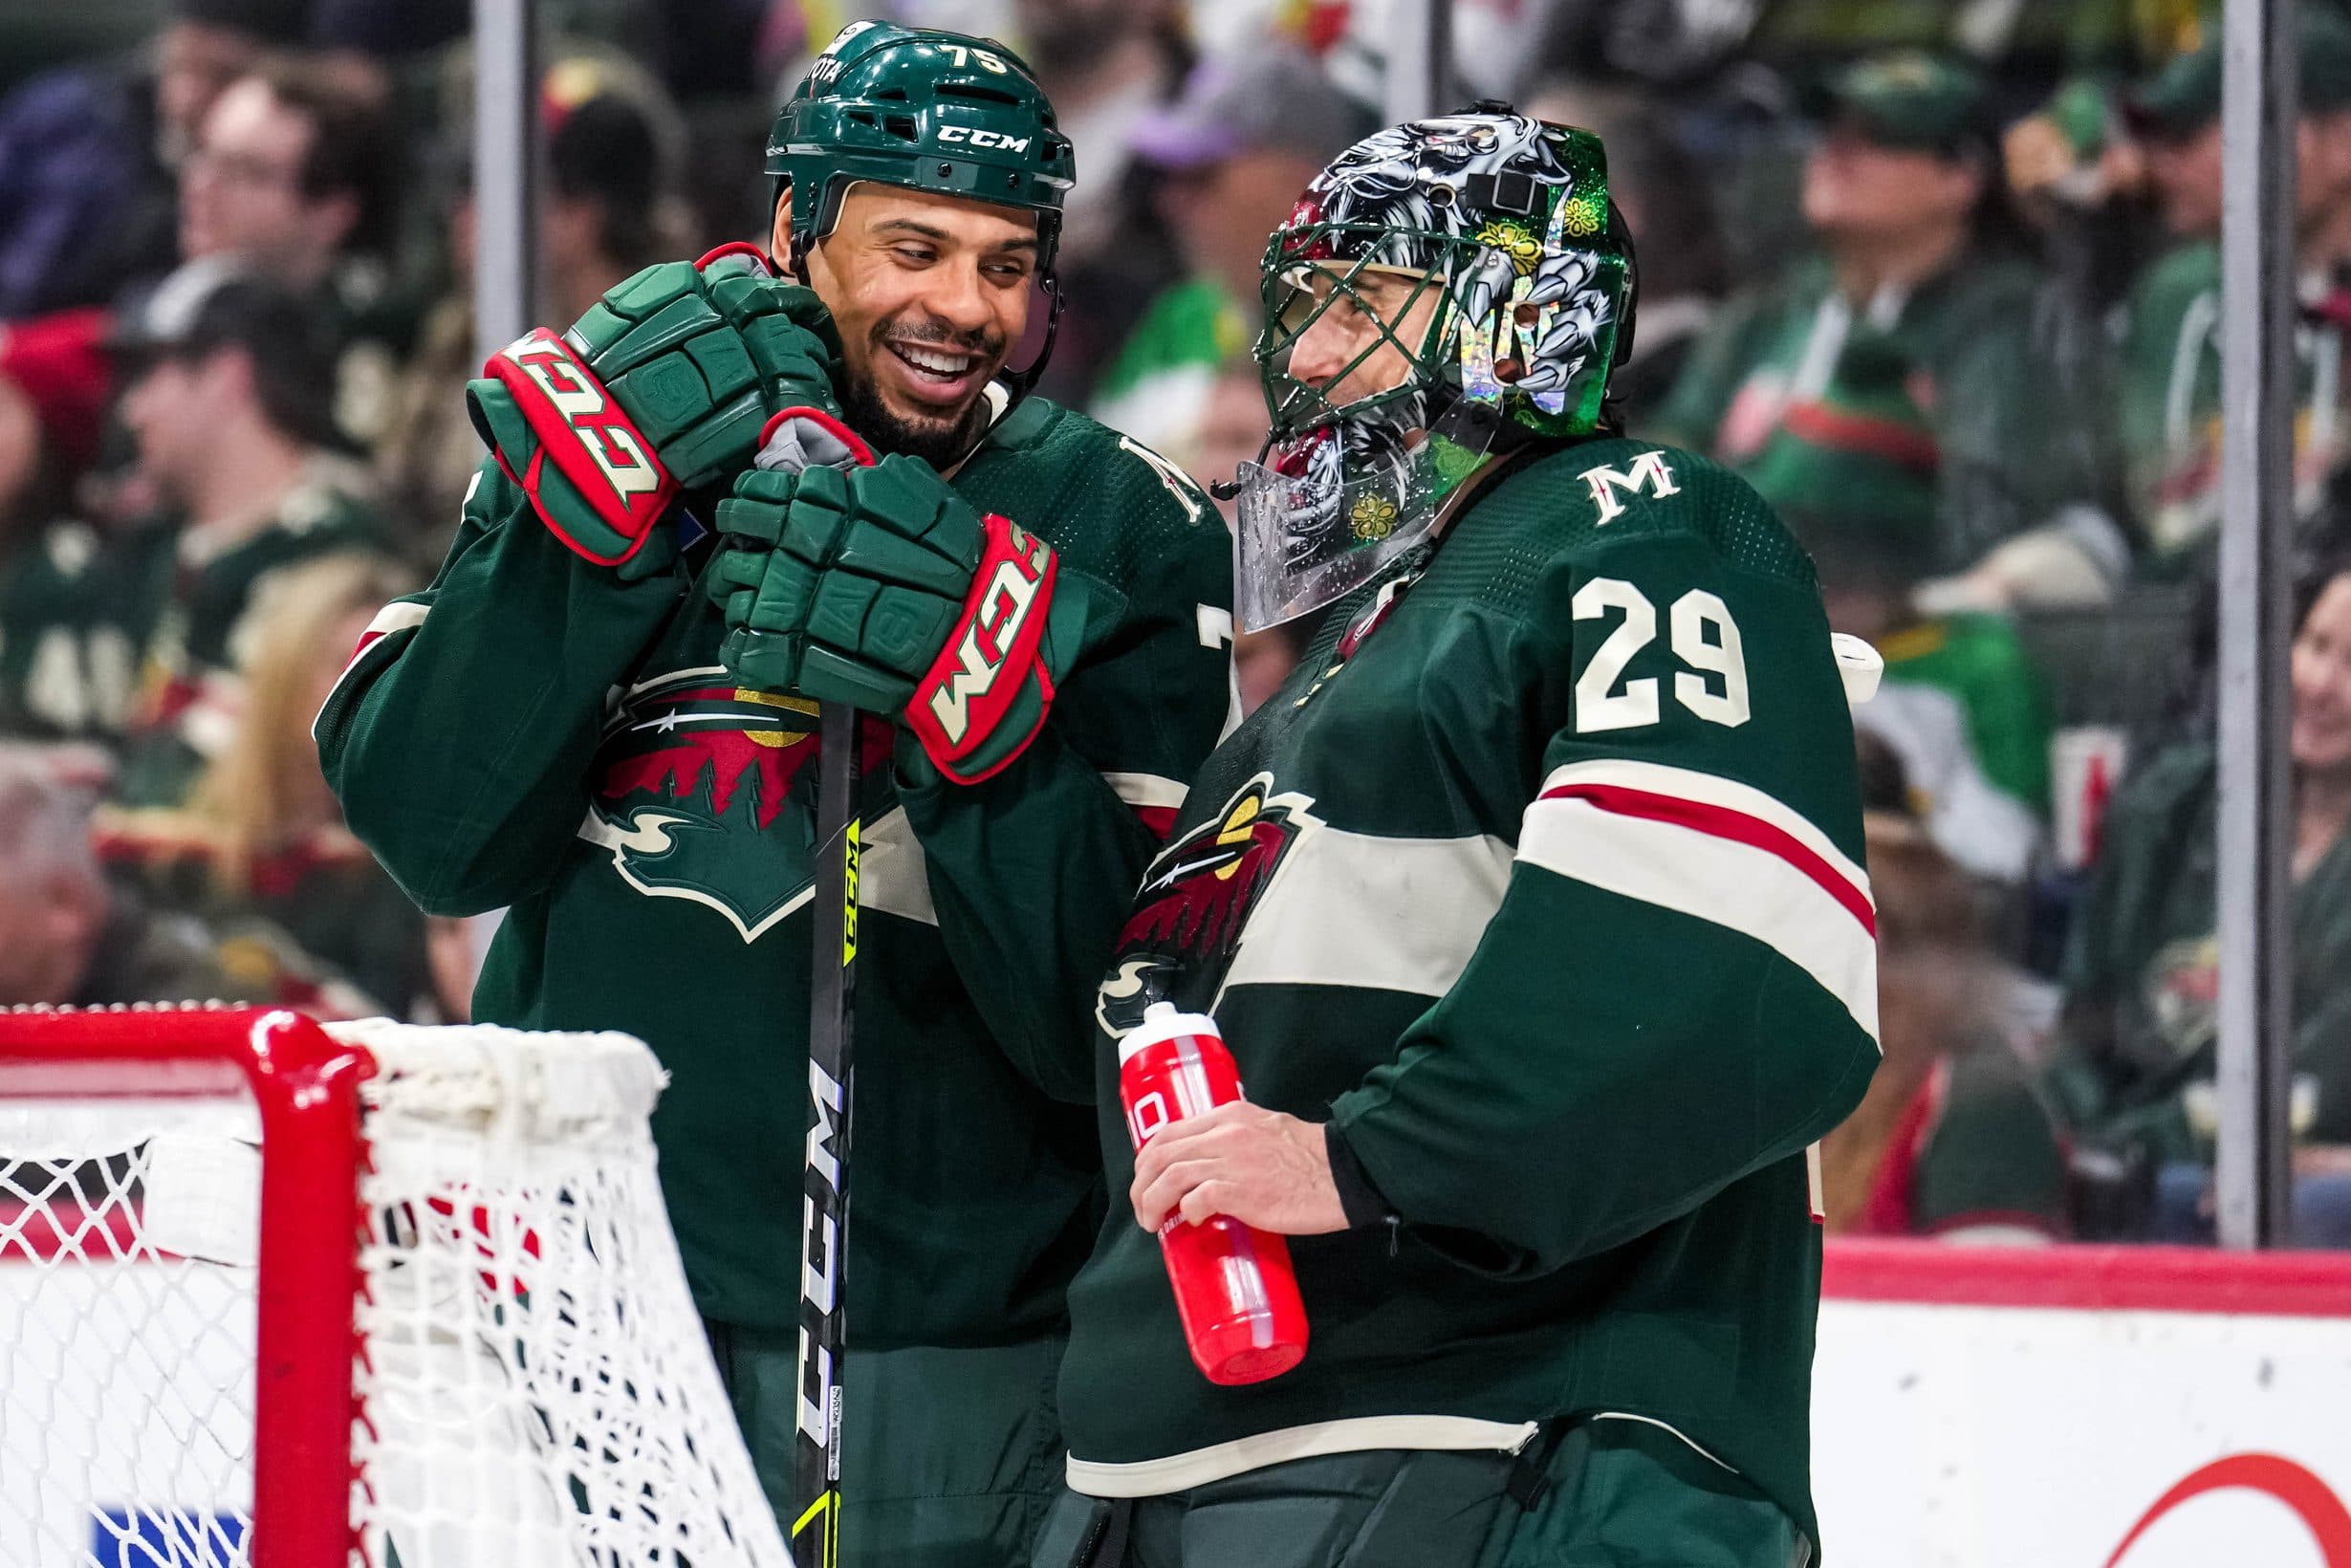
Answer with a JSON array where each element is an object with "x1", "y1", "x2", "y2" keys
[
  {"x1": 915, "y1": 516, "x2": 1056, "y2": 754},
  {"x1": 486, "y1": 328, "x2": 678, "y2": 555}
]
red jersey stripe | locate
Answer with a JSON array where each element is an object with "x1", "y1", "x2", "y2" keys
[{"x1": 1540, "y1": 781, "x2": 1878, "y2": 938}]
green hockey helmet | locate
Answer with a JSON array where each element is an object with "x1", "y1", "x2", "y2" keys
[
  {"x1": 1231, "y1": 106, "x2": 1638, "y2": 629},
  {"x1": 766, "y1": 22, "x2": 1076, "y2": 395}
]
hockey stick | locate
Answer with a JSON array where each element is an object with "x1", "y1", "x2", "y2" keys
[{"x1": 794, "y1": 700, "x2": 860, "y2": 1568}]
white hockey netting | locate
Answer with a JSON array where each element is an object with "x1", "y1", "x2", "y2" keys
[{"x1": 0, "y1": 1015, "x2": 791, "y2": 1568}]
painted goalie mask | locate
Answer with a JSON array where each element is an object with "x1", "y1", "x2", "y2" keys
[{"x1": 1233, "y1": 110, "x2": 1636, "y2": 629}]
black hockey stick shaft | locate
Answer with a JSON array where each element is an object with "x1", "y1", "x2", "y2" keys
[{"x1": 794, "y1": 702, "x2": 860, "y2": 1568}]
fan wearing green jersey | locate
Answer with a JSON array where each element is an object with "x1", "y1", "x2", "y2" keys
[
  {"x1": 1032, "y1": 110, "x2": 1880, "y2": 1568},
  {"x1": 317, "y1": 22, "x2": 1231, "y2": 1567}
]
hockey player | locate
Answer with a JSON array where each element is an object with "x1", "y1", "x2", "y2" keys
[
  {"x1": 318, "y1": 24, "x2": 1230, "y2": 1566},
  {"x1": 1034, "y1": 111, "x2": 1879, "y2": 1566}
]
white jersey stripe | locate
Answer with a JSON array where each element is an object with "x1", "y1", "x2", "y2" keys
[
  {"x1": 1519, "y1": 791, "x2": 1880, "y2": 1040},
  {"x1": 357, "y1": 599, "x2": 431, "y2": 639},
  {"x1": 1216, "y1": 826, "x2": 1513, "y2": 1004},
  {"x1": 1102, "y1": 772, "x2": 1188, "y2": 811},
  {"x1": 1536, "y1": 757, "x2": 1870, "y2": 904},
  {"x1": 1068, "y1": 1415, "x2": 1539, "y2": 1496},
  {"x1": 311, "y1": 599, "x2": 428, "y2": 743},
  {"x1": 1066, "y1": 1411, "x2": 1742, "y2": 1495}
]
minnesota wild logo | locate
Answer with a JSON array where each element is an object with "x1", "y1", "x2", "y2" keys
[
  {"x1": 1096, "y1": 774, "x2": 1320, "y2": 1036},
  {"x1": 577, "y1": 667, "x2": 883, "y2": 943},
  {"x1": 2147, "y1": 934, "x2": 2222, "y2": 1059}
]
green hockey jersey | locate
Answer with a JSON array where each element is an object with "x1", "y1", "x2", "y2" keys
[
  {"x1": 317, "y1": 393, "x2": 1232, "y2": 1346},
  {"x1": 1854, "y1": 1042, "x2": 2070, "y2": 1239},
  {"x1": 2115, "y1": 242, "x2": 2346, "y2": 568},
  {"x1": 0, "y1": 464, "x2": 386, "y2": 800},
  {"x1": 1660, "y1": 252, "x2": 2108, "y2": 575},
  {"x1": 1057, "y1": 439, "x2": 1880, "y2": 1550},
  {"x1": 2054, "y1": 740, "x2": 2351, "y2": 1157}
]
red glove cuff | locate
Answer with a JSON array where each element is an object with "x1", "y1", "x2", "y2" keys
[
  {"x1": 484, "y1": 328, "x2": 677, "y2": 566},
  {"x1": 694, "y1": 241, "x2": 773, "y2": 274},
  {"x1": 755, "y1": 406, "x2": 877, "y2": 469},
  {"x1": 905, "y1": 513, "x2": 1059, "y2": 782}
]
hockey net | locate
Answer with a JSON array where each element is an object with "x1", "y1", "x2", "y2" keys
[{"x1": 0, "y1": 1005, "x2": 790, "y2": 1568}]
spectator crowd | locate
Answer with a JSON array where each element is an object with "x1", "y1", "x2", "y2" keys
[{"x1": 3, "y1": 0, "x2": 2349, "y2": 1245}]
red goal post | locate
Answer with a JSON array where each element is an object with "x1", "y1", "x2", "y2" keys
[{"x1": 0, "y1": 1004, "x2": 789, "y2": 1568}]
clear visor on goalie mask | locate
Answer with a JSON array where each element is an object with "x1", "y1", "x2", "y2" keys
[{"x1": 1233, "y1": 250, "x2": 1498, "y2": 632}]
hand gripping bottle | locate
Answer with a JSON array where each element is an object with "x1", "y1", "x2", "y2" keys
[{"x1": 1118, "y1": 1002, "x2": 1309, "y2": 1385}]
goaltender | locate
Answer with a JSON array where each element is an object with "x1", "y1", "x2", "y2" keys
[
  {"x1": 319, "y1": 22, "x2": 1230, "y2": 1567},
  {"x1": 1035, "y1": 110, "x2": 1879, "y2": 1567}
]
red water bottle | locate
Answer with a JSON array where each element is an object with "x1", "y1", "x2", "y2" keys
[{"x1": 1118, "y1": 1002, "x2": 1309, "y2": 1385}]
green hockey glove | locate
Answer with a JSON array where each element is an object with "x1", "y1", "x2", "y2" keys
[
  {"x1": 707, "y1": 455, "x2": 1092, "y2": 783},
  {"x1": 465, "y1": 245, "x2": 844, "y2": 571}
]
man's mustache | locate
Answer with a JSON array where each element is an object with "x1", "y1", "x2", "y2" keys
[{"x1": 875, "y1": 316, "x2": 1005, "y2": 359}]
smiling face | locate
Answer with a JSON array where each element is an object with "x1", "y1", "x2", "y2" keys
[
  {"x1": 2293, "y1": 575, "x2": 2351, "y2": 775},
  {"x1": 773, "y1": 183, "x2": 1038, "y2": 466}
]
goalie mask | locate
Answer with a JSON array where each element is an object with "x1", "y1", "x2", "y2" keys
[{"x1": 1234, "y1": 109, "x2": 1636, "y2": 629}]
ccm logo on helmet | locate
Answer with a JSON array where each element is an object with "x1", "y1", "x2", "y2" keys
[
  {"x1": 937, "y1": 125, "x2": 1032, "y2": 153},
  {"x1": 928, "y1": 522, "x2": 1049, "y2": 745},
  {"x1": 499, "y1": 335, "x2": 664, "y2": 503}
]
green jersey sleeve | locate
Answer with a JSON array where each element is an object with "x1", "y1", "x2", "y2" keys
[
  {"x1": 316, "y1": 460, "x2": 686, "y2": 915},
  {"x1": 2114, "y1": 243, "x2": 2222, "y2": 558},
  {"x1": 1330, "y1": 460, "x2": 1880, "y2": 1274}
]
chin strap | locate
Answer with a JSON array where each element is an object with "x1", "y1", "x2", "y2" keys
[{"x1": 996, "y1": 269, "x2": 1066, "y2": 405}]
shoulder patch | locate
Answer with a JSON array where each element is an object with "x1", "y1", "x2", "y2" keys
[
  {"x1": 1104, "y1": 434, "x2": 1204, "y2": 526},
  {"x1": 1480, "y1": 439, "x2": 1816, "y2": 593},
  {"x1": 1578, "y1": 448, "x2": 1683, "y2": 524},
  {"x1": 1118, "y1": 435, "x2": 1211, "y2": 526}
]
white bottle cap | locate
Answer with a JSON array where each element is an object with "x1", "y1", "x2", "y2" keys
[
  {"x1": 1117, "y1": 1000, "x2": 1222, "y2": 1065},
  {"x1": 1831, "y1": 633, "x2": 1883, "y2": 706}
]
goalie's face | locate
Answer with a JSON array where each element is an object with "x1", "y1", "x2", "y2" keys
[
  {"x1": 1272, "y1": 264, "x2": 1446, "y2": 430},
  {"x1": 774, "y1": 184, "x2": 1039, "y2": 465}
]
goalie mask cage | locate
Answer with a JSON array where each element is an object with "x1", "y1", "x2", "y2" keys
[{"x1": 0, "y1": 1005, "x2": 792, "y2": 1568}]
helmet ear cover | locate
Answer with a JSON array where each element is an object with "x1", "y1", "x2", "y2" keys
[{"x1": 1606, "y1": 197, "x2": 1639, "y2": 370}]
